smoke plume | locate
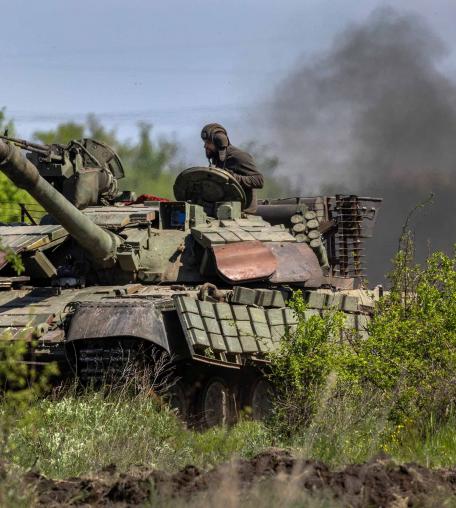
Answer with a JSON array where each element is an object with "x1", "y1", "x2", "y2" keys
[{"x1": 265, "y1": 7, "x2": 456, "y2": 282}]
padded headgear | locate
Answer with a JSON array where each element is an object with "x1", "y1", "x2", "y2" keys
[{"x1": 201, "y1": 123, "x2": 230, "y2": 162}]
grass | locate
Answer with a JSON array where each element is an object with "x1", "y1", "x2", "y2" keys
[
  {"x1": 1, "y1": 384, "x2": 456, "y2": 506},
  {"x1": 388, "y1": 415, "x2": 456, "y2": 468},
  {"x1": 3, "y1": 382, "x2": 456, "y2": 480},
  {"x1": 1, "y1": 243, "x2": 455, "y2": 504},
  {"x1": 5, "y1": 389, "x2": 271, "y2": 479}
]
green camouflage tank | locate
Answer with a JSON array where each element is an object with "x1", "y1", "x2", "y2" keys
[{"x1": 0, "y1": 137, "x2": 382, "y2": 426}]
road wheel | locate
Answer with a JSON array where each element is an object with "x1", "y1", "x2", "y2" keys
[
  {"x1": 200, "y1": 378, "x2": 232, "y2": 427},
  {"x1": 166, "y1": 381, "x2": 188, "y2": 421},
  {"x1": 248, "y1": 378, "x2": 275, "y2": 420}
]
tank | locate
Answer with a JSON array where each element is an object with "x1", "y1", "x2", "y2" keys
[{"x1": 0, "y1": 138, "x2": 382, "y2": 426}]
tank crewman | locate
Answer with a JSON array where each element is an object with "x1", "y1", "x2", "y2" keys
[{"x1": 201, "y1": 123, "x2": 264, "y2": 213}]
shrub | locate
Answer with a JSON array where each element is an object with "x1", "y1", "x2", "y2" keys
[
  {"x1": 269, "y1": 234, "x2": 456, "y2": 440},
  {"x1": 268, "y1": 292, "x2": 345, "y2": 436},
  {"x1": 342, "y1": 236, "x2": 456, "y2": 426}
]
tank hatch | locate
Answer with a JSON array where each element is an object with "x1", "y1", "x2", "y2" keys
[{"x1": 173, "y1": 166, "x2": 247, "y2": 214}]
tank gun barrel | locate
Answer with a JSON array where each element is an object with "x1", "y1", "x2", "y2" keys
[{"x1": 0, "y1": 140, "x2": 120, "y2": 263}]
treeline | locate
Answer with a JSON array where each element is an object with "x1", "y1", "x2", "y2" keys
[{"x1": 33, "y1": 115, "x2": 182, "y2": 196}]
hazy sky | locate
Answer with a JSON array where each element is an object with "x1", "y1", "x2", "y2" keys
[{"x1": 2, "y1": 0, "x2": 456, "y2": 163}]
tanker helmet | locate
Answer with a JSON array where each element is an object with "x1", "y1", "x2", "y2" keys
[{"x1": 201, "y1": 123, "x2": 230, "y2": 162}]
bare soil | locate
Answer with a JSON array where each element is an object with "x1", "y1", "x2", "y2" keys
[{"x1": 21, "y1": 449, "x2": 456, "y2": 507}]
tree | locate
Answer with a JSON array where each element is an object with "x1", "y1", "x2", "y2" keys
[
  {"x1": 1, "y1": 108, "x2": 293, "y2": 211},
  {"x1": 32, "y1": 115, "x2": 179, "y2": 198},
  {"x1": 0, "y1": 110, "x2": 33, "y2": 223},
  {"x1": 33, "y1": 122, "x2": 84, "y2": 145}
]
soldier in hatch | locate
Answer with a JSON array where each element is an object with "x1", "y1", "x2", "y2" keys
[{"x1": 201, "y1": 123, "x2": 264, "y2": 213}]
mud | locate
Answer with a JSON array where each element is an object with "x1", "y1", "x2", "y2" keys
[{"x1": 23, "y1": 449, "x2": 456, "y2": 507}]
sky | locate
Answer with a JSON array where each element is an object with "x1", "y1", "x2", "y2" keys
[{"x1": 3, "y1": 0, "x2": 456, "y2": 164}]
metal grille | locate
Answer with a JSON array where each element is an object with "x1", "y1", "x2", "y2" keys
[{"x1": 330, "y1": 195, "x2": 365, "y2": 279}]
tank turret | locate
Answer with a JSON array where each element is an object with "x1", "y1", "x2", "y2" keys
[{"x1": 0, "y1": 140, "x2": 121, "y2": 264}]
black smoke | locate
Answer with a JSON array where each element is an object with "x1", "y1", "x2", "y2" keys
[{"x1": 266, "y1": 7, "x2": 456, "y2": 283}]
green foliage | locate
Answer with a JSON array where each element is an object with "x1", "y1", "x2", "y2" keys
[
  {"x1": 269, "y1": 233, "x2": 456, "y2": 452},
  {"x1": 0, "y1": 241, "x2": 24, "y2": 274},
  {"x1": 133, "y1": 122, "x2": 177, "y2": 180},
  {"x1": 0, "y1": 335, "x2": 58, "y2": 465},
  {"x1": 0, "y1": 108, "x2": 15, "y2": 137},
  {"x1": 270, "y1": 292, "x2": 344, "y2": 395},
  {"x1": 282, "y1": 382, "x2": 392, "y2": 465},
  {"x1": 0, "y1": 175, "x2": 32, "y2": 223},
  {"x1": 340, "y1": 237, "x2": 456, "y2": 426},
  {"x1": 268, "y1": 292, "x2": 345, "y2": 434},
  {"x1": 7, "y1": 388, "x2": 269, "y2": 478},
  {"x1": 33, "y1": 122, "x2": 84, "y2": 144},
  {"x1": 388, "y1": 411, "x2": 456, "y2": 467},
  {"x1": 0, "y1": 238, "x2": 455, "y2": 496},
  {"x1": 0, "y1": 247, "x2": 57, "y2": 463},
  {"x1": 5, "y1": 381, "x2": 456, "y2": 481},
  {"x1": 0, "y1": 109, "x2": 181, "y2": 213},
  {"x1": 1, "y1": 107, "x2": 294, "y2": 211},
  {"x1": 0, "y1": 110, "x2": 33, "y2": 223}
]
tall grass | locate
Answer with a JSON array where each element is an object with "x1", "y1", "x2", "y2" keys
[
  {"x1": 3, "y1": 381, "x2": 456, "y2": 507},
  {"x1": 4, "y1": 381, "x2": 456, "y2": 480},
  {"x1": 6, "y1": 387, "x2": 270, "y2": 479}
]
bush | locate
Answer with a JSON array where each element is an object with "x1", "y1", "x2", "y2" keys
[
  {"x1": 269, "y1": 235, "x2": 456, "y2": 442},
  {"x1": 342, "y1": 236, "x2": 456, "y2": 426},
  {"x1": 268, "y1": 292, "x2": 345, "y2": 435}
]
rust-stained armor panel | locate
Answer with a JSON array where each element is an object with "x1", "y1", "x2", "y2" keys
[
  {"x1": 212, "y1": 241, "x2": 277, "y2": 283},
  {"x1": 266, "y1": 242, "x2": 324, "y2": 285}
]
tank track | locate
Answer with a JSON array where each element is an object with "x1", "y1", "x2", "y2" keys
[{"x1": 72, "y1": 338, "x2": 272, "y2": 427}]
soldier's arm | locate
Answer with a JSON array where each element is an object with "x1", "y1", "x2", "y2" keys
[{"x1": 228, "y1": 152, "x2": 264, "y2": 189}]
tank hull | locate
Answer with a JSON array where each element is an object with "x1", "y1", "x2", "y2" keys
[{"x1": 0, "y1": 282, "x2": 377, "y2": 426}]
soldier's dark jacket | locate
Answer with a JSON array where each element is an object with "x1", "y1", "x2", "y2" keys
[{"x1": 211, "y1": 145, "x2": 264, "y2": 213}]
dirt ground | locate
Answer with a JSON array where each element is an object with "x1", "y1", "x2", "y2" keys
[{"x1": 20, "y1": 449, "x2": 456, "y2": 507}]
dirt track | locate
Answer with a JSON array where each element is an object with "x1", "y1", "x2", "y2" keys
[{"x1": 23, "y1": 449, "x2": 456, "y2": 507}]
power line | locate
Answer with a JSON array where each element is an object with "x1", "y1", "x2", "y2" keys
[
  {"x1": 3, "y1": 60, "x2": 291, "y2": 77},
  {"x1": 8, "y1": 103, "x2": 271, "y2": 123},
  {"x1": 2, "y1": 35, "x2": 306, "y2": 59}
]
